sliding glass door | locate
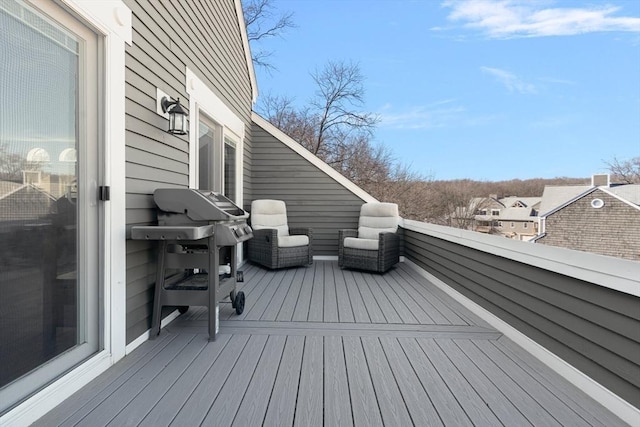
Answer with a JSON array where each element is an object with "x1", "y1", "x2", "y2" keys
[{"x1": 0, "y1": 0, "x2": 101, "y2": 412}]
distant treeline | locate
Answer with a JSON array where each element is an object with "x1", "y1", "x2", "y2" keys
[
  {"x1": 429, "y1": 177, "x2": 590, "y2": 199},
  {"x1": 370, "y1": 176, "x2": 590, "y2": 223}
]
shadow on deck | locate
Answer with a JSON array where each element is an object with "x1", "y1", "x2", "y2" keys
[{"x1": 36, "y1": 261, "x2": 626, "y2": 426}]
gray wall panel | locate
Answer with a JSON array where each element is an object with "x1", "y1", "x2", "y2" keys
[
  {"x1": 251, "y1": 121, "x2": 367, "y2": 256},
  {"x1": 402, "y1": 227, "x2": 640, "y2": 408},
  {"x1": 123, "y1": 0, "x2": 254, "y2": 344}
]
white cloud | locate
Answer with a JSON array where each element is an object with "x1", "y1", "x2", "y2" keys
[
  {"x1": 481, "y1": 66, "x2": 537, "y2": 93},
  {"x1": 378, "y1": 100, "x2": 503, "y2": 129},
  {"x1": 440, "y1": 0, "x2": 640, "y2": 38},
  {"x1": 378, "y1": 100, "x2": 465, "y2": 129}
]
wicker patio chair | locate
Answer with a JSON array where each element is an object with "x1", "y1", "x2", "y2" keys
[
  {"x1": 247, "y1": 199, "x2": 313, "y2": 269},
  {"x1": 339, "y1": 202, "x2": 400, "y2": 273}
]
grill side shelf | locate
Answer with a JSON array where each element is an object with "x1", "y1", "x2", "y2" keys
[{"x1": 131, "y1": 225, "x2": 215, "y2": 240}]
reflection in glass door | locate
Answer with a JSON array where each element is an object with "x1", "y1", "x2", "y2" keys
[{"x1": 0, "y1": 0, "x2": 100, "y2": 412}]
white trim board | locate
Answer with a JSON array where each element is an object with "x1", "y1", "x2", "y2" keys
[
  {"x1": 401, "y1": 219, "x2": 640, "y2": 297},
  {"x1": 251, "y1": 112, "x2": 378, "y2": 204},
  {"x1": 404, "y1": 259, "x2": 640, "y2": 427},
  {"x1": 125, "y1": 310, "x2": 182, "y2": 355},
  {"x1": 233, "y1": 0, "x2": 257, "y2": 104}
]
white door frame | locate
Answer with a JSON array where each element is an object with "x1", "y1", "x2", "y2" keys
[{"x1": 0, "y1": 1, "x2": 131, "y2": 425}]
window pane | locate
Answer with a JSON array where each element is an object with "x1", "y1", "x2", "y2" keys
[
  {"x1": 224, "y1": 138, "x2": 236, "y2": 200},
  {"x1": 198, "y1": 121, "x2": 214, "y2": 190}
]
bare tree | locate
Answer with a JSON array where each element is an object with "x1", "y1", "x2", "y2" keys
[
  {"x1": 257, "y1": 60, "x2": 430, "y2": 218},
  {"x1": 242, "y1": 0, "x2": 295, "y2": 70},
  {"x1": 258, "y1": 61, "x2": 380, "y2": 174},
  {"x1": 605, "y1": 156, "x2": 640, "y2": 184},
  {"x1": 0, "y1": 144, "x2": 29, "y2": 182},
  {"x1": 310, "y1": 61, "x2": 379, "y2": 157}
]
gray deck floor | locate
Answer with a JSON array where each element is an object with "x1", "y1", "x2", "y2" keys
[{"x1": 36, "y1": 261, "x2": 627, "y2": 426}]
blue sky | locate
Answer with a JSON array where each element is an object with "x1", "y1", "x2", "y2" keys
[{"x1": 252, "y1": 0, "x2": 640, "y2": 181}]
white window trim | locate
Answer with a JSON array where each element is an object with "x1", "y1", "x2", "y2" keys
[
  {"x1": 1, "y1": 2, "x2": 131, "y2": 426},
  {"x1": 185, "y1": 68, "x2": 245, "y2": 261},
  {"x1": 186, "y1": 68, "x2": 244, "y2": 194}
]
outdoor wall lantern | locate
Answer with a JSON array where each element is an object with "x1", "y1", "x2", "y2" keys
[{"x1": 161, "y1": 96, "x2": 188, "y2": 135}]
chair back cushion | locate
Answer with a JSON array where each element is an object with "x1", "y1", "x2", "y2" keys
[
  {"x1": 251, "y1": 199, "x2": 289, "y2": 236},
  {"x1": 358, "y1": 202, "x2": 399, "y2": 240}
]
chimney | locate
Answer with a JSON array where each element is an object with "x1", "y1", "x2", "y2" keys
[{"x1": 591, "y1": 174, "x2": 610, "y2": 187}]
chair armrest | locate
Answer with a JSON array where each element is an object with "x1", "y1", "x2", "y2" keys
[
  {"x1": 249, "y1": 228, "x2": 278, "y2": 250},
  {"x1": 378, "y1": 231, "x2": 400, "y2": 254},
  {"x1": 338, "y1": 229, "x2": 358, "y2": 248},
  {"x1": 338, "y1": 229, "x2": 358, "y2": 267}
]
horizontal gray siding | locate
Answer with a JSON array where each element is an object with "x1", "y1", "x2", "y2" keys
[
  {"x1": 124, "y1": 0, "x2": 253, "y2": 344},
  {"x1": 402, "y1": 227, "x2": 640, "y2": 408},
  {"x1": 251, "y1": 122, "x2": 367, "y2": 256}
]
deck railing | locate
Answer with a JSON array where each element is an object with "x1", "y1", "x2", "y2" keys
[{"x1": 399, "y1": 219, "x2": 640, "y2": 425}]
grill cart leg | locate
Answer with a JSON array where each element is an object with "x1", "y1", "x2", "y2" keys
[
  {"x1": 150, "y1": 240, "x2": 168, "y2": 339},
  {"x1": 208, "y1": 235, "x2": 219, "y2": 341}
]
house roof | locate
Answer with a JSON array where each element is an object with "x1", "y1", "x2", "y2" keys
[
  {"x1": 499, "y1": 207, "x2": 538, "y2": 221},
  {"x1": 499, "y1": 196, "x2": 542, "y2": 209},
  {"x1": 539, "y1": 185, "x2": 592, "y2": 216},
  {"x1": 540, "y1": 184, "x2": 640, "y2": 219},
  {"x1": 607, "y1": 184, "x2": 640, "y2": 206},
  {"x1": 0, "y1": 181, "x2": 23, "y2": 200}
]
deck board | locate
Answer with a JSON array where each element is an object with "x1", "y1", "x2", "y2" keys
[
  {"x1": 275, "y1": 267, "x2": 306, "y2": 321},
  {"x1": 294, "y1": 336, "x2": 323, "y2": 426},
  {"x1": 323, "y1": 262, "x2": 339, "y2": 322},
  {"x1": 166, "y1": 334, "x2": 250, "y2": 426},
  {"x1": 135, "y1": 334, "x2": 232, "y2": 426},
  {"x1": 291, "y1": 264, "x2": 314, "y2": 321},
  {"x1": 262, "y1": 336, "x2": 305, "y2": 426},
  {"x1": 439, "y1": 338, "x2": 537, "y2": 426},
  {"x1": 308, "y1": 262, "x2": 325, "y2": 321},
  {"x1": 494, "y1": 336, "x2": 625, "y2": 427},
  {"x1": 332, "y1": 262, "x2": 356, "y2": 322},
  {"x1": 343, "y1": 336, "x2": 384, "y2": 427},
  {"x1": 361, "y1": 337, "x2": 413, "y2": 426},
  {"x1": 418, "y1": 338, "x2": 503, "y2": 425},
  {"x1": 231, "y1": 336, "x2": 288, "y2": 427},
  {"x1": 398, "y1": 337, "x2": 474, "y2": 426},
  {"x1": 324, "y1": 336, "x2": 353, "y2": 426},
  {"x1": 105, "y1": 334, "x2": 209, "y2": 427},
  {"x1": 34, "y1": 261, "x2": 628, "y2": 427},
  {"x1": 378, "y1": 337, "x2": 444, "y2": 426}
]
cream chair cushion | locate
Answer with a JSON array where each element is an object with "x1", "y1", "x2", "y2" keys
[
  {"x1": 251, "y1": 199, "x2": 309, "y2": 248},
  {"x1": 251, "y1": 199, "x2": 289, "y2": 237},
  {"x1": 278, "y1": 235, "x2": 309, "y2": 248},
  {"x1": 343, "y1": 237, "x2": 379, "y2": 250},
  {"x1": 357, "y1": 202, "x2": 398, "y2": 240}
]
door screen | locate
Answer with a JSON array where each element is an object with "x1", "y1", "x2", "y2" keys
[{"x1": 0, "y1": 0, "x2": 100, "y2": 412}]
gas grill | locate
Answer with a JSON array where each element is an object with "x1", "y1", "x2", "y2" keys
[{"x1": 131, "y1": 189, "x2": 253, "y2": 341}]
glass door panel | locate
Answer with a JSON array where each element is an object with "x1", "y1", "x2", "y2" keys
[{"x1": 0, "y1": 0, "x2": 100, "y2": 412}]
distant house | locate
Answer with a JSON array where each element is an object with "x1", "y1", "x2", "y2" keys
[
  {"x1": 535, "y1": 178, "x2": 640, "y2": 261},
  {"x1": 473, "y1": 195, "x2": 541, "y2": 240}
]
